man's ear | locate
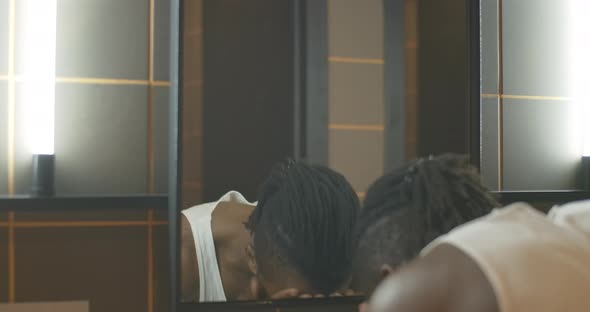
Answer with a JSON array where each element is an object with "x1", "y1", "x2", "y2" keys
[
  {"x1": 246, "y1": 244, "x2": 257, "y2": 275},
  {"x1": 380, "y1": 264, "x2": 394, "y2": 280}
]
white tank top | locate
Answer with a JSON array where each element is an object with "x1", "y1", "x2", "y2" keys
[
  {"x1": 181, "y1": 191, "x2": 256, "y2": 302},
  {"x1": 423, "y1": 200, "x2": 590, "y2": 312}
]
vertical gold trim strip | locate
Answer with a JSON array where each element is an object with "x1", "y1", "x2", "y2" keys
[
  {"x1": 147, "y1": 0, "x2": 155, "y2": 194},
  {"x1": 497, "y1": 0, "x2": 504, "y2": 191},
  {"x1": 7, "y1": 0, "x2": 16, "y2": 195},
  {"x1": 147, "y1": 1, "x2": 155, "y2": 311},
  {"x1": 8, "y1": 211, "x2": 15, "y2": 303},
  {"x1": 147, "y1": 209, "x2": 154, "y2": 312}
]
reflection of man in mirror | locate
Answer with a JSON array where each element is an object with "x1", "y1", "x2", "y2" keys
[
  {"x1": 351, "y1": 154, "x2": 498, "y2": 296},
  {"x1": 181, "y1": 160, "x2": 360, "y2": 302}
]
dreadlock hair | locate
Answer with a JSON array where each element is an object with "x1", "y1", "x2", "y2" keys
[
  {"x1": 245, "y1": 160, "x2": 360, "y2": 294},
  {"x1": 352, "y1": 154, "x2": 499, "y2": 292}
]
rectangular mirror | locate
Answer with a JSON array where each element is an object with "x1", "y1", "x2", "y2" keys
[{"x1": 478, "y1": 0, "x2": 589, "y2": 192}]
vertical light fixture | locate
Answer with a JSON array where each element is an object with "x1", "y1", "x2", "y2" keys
[
  {"x1": 571, "y1": 0, "x2": 590, "y2": 189},
  {"x1": 22, "y1": 0, "x2": 57, "y2": 196}
]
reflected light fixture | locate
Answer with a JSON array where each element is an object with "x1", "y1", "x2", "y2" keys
[
  {"x1": 22, "y1": 0, "x2": 57, "y2": 196},
  {"x1": 571, "y1": 0, "x2": 590, "y2": 189}
]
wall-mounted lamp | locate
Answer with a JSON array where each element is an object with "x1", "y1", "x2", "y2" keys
[
  {"x1": 22, "y1": 0, "x2": 57, "y2": 196},
  {"x1": 571, "y1": 0, "x2": 590, "y2": 190}
]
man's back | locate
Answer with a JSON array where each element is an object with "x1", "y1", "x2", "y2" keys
[{"x1": 369, "y1": 200, "x2": 590, "y2": 312}]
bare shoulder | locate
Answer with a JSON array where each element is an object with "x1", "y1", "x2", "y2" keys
[
  {"x1": 211, "y1": 201, "x2": 255, "y2": 242},
  {"x1": 370, "y1": 244, "x2": 498, "y2": 312}
]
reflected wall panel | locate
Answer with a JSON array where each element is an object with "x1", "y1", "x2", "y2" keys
[
  {"x1": 416, "y1": 0, "x2": 468, "y2": 157},
  {"x1": 181, "y1": 0, "x2": 203, "y2": 208},
  {"x1": 329, "y1": 63, "x2": 384, "y2": 125},
  {"x1": 329, "y1": 130, "x2": 384, "y2": 193},
  {"x1": 329, "y1": 0, "x2": 383, "y2": 59},
  {"x1": 328, "y1": 0, "x2": 385, "y2": 195}
]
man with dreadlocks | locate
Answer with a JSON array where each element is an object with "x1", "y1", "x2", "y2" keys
[
  {"x1": 366, "y1": 200, "x2": 590, "y2": 312},
  {"x1": 356, "y1": 154, "x2": 590, "y2": 312},
  {"x1": 352, "y1": 154, "x2": 498, "y2": 296},
  {"x1": 181, "y1": 160, "x2": 359, "y2": 302}
]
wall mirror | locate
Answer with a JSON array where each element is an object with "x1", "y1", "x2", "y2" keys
[{"x1": 167, "y1": 0, "x2": 405, "y2": 310}]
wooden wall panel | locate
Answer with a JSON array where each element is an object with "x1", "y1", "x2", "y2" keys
[
  {"x1": 14, "y1": 226, "x2": 149, "y2": 312},
  {"x1": 153, "y1": 226, "x2": 169, "y2": 312},
  {"x1": 0, "y1": 225, "x2": 8, "y2": 303}
]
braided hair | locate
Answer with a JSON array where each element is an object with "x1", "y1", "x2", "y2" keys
[
  {"x1": 246, "y1": 160, "x2": 360, "y2": 294},
  {"x1": 353, "y1": 154, "x2": 498, "y2": 293}
]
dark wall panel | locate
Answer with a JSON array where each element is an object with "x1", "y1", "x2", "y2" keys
[
  {"x1": 417, "y1": 0, "x2": 469, "y2": 156},
  {"x1": 14, "y1": 227, "x2": 148, "y2": 312},
  {"x1": 202, "y1": 0, "x2": 296, "y2": 201},
  {"x1": 0, "y1": 226, "x2": 7, "y2": 303},
  {"x1": 153, "y1": 226, "x2": 170, "y2": 312}
]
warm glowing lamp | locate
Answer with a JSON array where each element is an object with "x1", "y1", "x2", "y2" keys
[
  {"x1": 22, "y1": 0, "x2": 57, "y2": 196},
  {"x1": 571, "y1": 0, "x2": 590, "y2": 189}
]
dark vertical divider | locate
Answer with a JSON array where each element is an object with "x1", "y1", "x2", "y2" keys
[
  {"x1": 301, "y1": 0, "x2": 329, "y2": 166},
  {"x1": 168, "y1": 0, "x2": 181, "y2": 311},
  {"x1": 383, "y1": 0, "x2": 406, "y2": 171},
  {"x1": 202, "y1": 0, "x2": 296, "y2": 202},
  {"x1": 417, "y1": 0, "x2": 470, "y2": 156},
  {"x1": 467, "y1": 0, "x2": 481, "y2": 167}
]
